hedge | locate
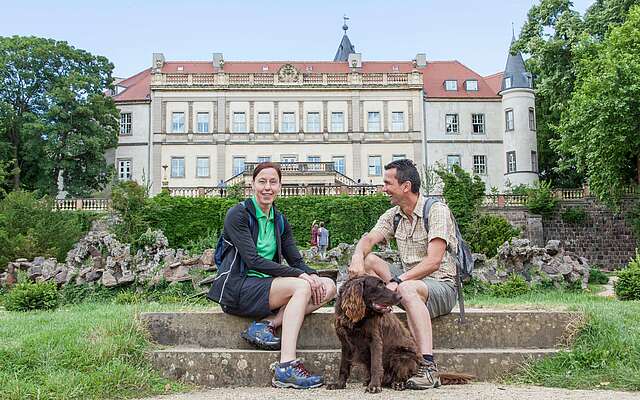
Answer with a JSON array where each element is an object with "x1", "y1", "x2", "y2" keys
[{"x1": 139, "y1": 194, "x2": 393, "y2": 249}]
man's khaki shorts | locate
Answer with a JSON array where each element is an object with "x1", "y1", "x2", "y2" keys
[{"x1": 389, "y1": 263, "x2": 457, "y2": 318}]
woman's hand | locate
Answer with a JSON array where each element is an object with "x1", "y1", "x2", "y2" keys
[{"x1": 299, "y1": 273, "x2": 326, "y2": 305}]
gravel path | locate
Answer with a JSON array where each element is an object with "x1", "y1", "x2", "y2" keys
[{"x1": 139, "y1": 383, "x2": 636, "y2": 400}]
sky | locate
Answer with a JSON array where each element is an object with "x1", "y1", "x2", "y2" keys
[{"x1": 1, "y1": 0, "x2": 595, "y2": 78}]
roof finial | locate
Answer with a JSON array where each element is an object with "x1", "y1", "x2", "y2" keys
[
  {"x1": 343, "y1": 14, "x2": 350, "y2": 33},
  {"x1": 511, "y1": 22, "x2": 516, "y2": 41}
]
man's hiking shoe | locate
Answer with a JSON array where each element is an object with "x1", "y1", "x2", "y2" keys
[
  {"x1": 240, "y1": 321, "x2": 280, "y2": 350},
  {"x1": 271, "y1": 358, "x2": 324, "y2": 389},
  {"x1": 406, "y1": 359, "x2": 441, "y2": 390}
]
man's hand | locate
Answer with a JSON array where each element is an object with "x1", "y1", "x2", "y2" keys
[
  {"x1": 299, "y1": 273, "x2": 326, "y2": 305},
  {"x1": 386, "y1": 281, "x2": 399, "y2": 292},
  {"x1": 348, "y1": 255, "x2": 365, "y2": 278}
]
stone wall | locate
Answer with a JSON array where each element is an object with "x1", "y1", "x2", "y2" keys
[
  {"x1": 483, "y1": 196, "x2": 638, "y2": 269},
  {"x1": 543, "y1": 197, "x2": 637, "y2": 268}
]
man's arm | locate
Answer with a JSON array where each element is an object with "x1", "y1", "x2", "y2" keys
[
  {"x1": 396, "y1": 238, "x2": 446, "y2": 281},
  {"x1": 348, "y1": 230, "x2": 386, "y2": 277}
]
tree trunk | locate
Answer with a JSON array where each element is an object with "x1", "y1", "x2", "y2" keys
[
  {"x1": 637, "y1": 155, "x2": 640, "y2": 185},
  {"x1": 10, "y1": 138, "x2": 20, "y2": 190}
]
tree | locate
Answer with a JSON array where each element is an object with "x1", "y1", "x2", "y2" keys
[
  {"x1": 557, "y1": 5, "x2": 640, "y2": 205},
  {"x1": 0, "y1": 36, "x2": 118, "y2": 196},
  {"x1": 513, "y1": 0, "x2": 640, "y2": 189}
]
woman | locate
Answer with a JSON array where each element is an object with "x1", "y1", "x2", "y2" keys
[
  {"x1": 208, "y1": 162, "x2": 336, "y2": 389},
  {"x1": 310, "y1": 221, "x2": 319, "y2": 249}
]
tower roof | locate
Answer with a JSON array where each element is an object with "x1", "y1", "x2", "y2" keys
[
  {"x1": 333, "y1": 16, "x2": 355, "y2": 61},
  {"x1": 502, "y1": 35, "x2": 532, "y2": 91}
]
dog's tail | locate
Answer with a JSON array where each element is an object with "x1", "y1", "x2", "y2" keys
[{"x1": 439, "y1": 372, "x2": 475, "y2": 385}]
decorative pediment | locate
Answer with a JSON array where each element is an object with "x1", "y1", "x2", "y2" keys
[{"x1": 278, "y1": 64, "x2": 299, "y2": 83}]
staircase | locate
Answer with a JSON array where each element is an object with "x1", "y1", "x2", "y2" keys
[{"x1": 139, "y1": 308, "x2": 579, "y2": 387}]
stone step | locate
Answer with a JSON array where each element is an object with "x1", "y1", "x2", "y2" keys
[
  {"x1": 140, "y1": 308, "x2": 578, "y2": 350},
  {"x1": 149, "y1": 347, "x2": 558, "y2": 387}
]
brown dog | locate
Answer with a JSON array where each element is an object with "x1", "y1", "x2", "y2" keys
[{"x1": 327, "y1": 275, "x2": 473, "y2": 393}]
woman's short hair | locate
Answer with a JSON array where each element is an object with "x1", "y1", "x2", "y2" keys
[{"x1": 252, "y1": 162, "x2": 282, "y2": 181}]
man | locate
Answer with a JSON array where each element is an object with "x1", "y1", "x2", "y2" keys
[
  {"x1": 348, "y1": 159, "x2": 458, "y2": 390},
  {"x1": 317, "y1": 222, "x2": 329, "y2": 258}
]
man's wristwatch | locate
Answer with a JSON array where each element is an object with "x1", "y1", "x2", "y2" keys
[{"x1": 389, "y1": 276, "x2": 403, "y2": 285}]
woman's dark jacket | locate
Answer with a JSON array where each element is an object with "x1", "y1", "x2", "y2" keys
[{"x1": 208, "y1": 198, "x2": 317, "y2": 308}]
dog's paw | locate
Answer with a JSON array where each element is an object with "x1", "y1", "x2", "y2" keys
[
  {"x1": 365, "y1": 384, "x2": 382, "y2": 393},
  {"x1": 326, "y1": 382, "x2": 346, "y2": 390},
  {"x1": 391, "y1": 381, "x2": 406, "y2": 391}
]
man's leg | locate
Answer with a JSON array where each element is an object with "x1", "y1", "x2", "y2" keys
[
  {"x1": 362, "y1": 253, "x2": 393, "y2": 281},
  {"x1": 397, "y1": 281, "x2": 440, "y2": 390}
]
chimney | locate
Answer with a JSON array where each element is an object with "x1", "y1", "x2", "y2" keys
[
  {"x1": 212, "y1": 53, "x2": 224, "y2": 70},
  {"x1": 414, "y1": 53, "x2": 427, "y2": 68},
  {"x1": 348, "y1": 53, "x2": 362, "y2": 69},
  {"x1": 152, "y1": 53, "x2": 165, "y2": 72}
]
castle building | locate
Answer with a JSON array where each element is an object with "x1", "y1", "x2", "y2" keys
[{"x1": 111, "y1": 26, "x2": 537, "y2": 195}]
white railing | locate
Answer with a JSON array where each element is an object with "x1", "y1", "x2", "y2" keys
[{"x1": 55, "y1": 198, "x2": 110, "y2": 211}]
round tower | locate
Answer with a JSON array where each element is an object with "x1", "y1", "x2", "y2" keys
[{"x1": 500, "y1": 37, "x2": 539, "y2": 188}]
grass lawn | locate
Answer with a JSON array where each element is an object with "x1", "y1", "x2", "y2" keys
[
  {"x1": 0, "y1": 301, "x2": 210, "y2": 400},
  {"x1": 466, "y1": 286, "x2": 640, "y2": 391}
]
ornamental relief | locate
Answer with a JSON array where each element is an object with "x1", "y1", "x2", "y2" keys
[{"x1": 278, "y1": 64, "x2": 299, "y2": 83}]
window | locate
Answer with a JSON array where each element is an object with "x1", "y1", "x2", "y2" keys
[
  {"x1": 307, "y1": 155, "x2": 321, "y2": 171},
  {"x1": 472, "y1": 113, "x2": 485, "y2": 134},
  {"x1": 367, "y1": 111, "x2": 381, "y2": 132},
  {"x1": 119, "y1": 113, "x2": 132, "y2": 135},
  {"x1": 392, "y1": 154, "x2": 406, "y2": 161},
  {"x1": 331, "y1": 112, "x2": 345, "y2": 132},
  {"x1": 473, "y1": 155, "x2": 487, "y2": 175},
  {"x1": 529, "y1": 108, "x2": 536, "y2": 130},
  {"x1": 281, "y1": 155, "x2": 298, "y2": 163},
  {"x1": 445, "y1": 114, "x2": 459, "y2": 134},
  {"x1": 196, "y1": 157, "x2": 209, "y2": 177},
  {"x1": 171, "y1": 112, "x2": 185, "y2": 133},
  {"x1": 507, "y1": 151, "x2": 517, "y2": 173},
  {"x1": 368, "y1": 156, "x2": 382, "y2": 176},
  {"x1": 505, "y1": 109, "x2": 514, "y2": 131},
  {"x1": 232, "y1": 156, "x2": 246, "y2": 175},
  {"x1": 447, "y1": 155, "x2": 461, "y2": 171},
  {"x1": 118, "y1": 159, "x2": 131, "y2": 180},
  {"x1": 391, "y1": 112, "x2": 405, "y2": 131},
  {"x1": 306, "y1": 112, "x2": 320, "y2": 132},
  {"x1": 444, "y1": 80, "x2": 458, "y2": 91},
  {"x1": 332, "y1": 156, "x2": 345, "y2": 174},
  {"x1": 232, "y1": 112, "x2": 246, "y2": 133},
  {"x1": 171, "y1": 157, "x2": 185, "y2": 178},
  {"x1": 257, "y1": 112, "x2": 271, "y2": 133},
  {"x1": 281, "y1": 112, "x2": 296, "y2": 132},
  {"x1": 465, "y1": 80, "x2": 478, "y2": 91},
  {"x1": 257, "y1": 156, "x2": 271, "y2": 163},
  {"x1": 531, "y1": 151, "x2": 538, "y2": 173},
  {"x1": 196, "y1": 112, "x2": 209, "y2": 133},
  {"x1": 504, "y1": 77, "x2": 512, "y2": 89}
]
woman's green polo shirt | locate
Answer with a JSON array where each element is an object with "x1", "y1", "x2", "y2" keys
[{"x1": 246, "y1": 196, "x2": 277, "y2": 278}]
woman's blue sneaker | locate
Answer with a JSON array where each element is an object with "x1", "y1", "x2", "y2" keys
[
  {"x1": 271, "y1": 359, "x2": 324, "y2": 389},
  {"x1": 240, "y1": 321, "x2": 281, "y2": 350}
]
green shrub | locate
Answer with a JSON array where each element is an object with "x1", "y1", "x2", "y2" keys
[
  {"x1": 0, "y1": 191, "x2": 91, "y2": 270},
  {"x1": 463, "y1": 277, "x2": 490, "y2": 296},
  {"x1": 435, "y1": 165, "x2": 485, "y2": 233},
  {"x1": 490, "y1": 274, "x2": 530, "y2": 298},
  {"x1": 615, "y1": 250, "x2": 640, "y2": 300},
  {"x1": 114, "y1": 290, "x2": 144, "y2": 305},
  {"x1": 526, "y1": 180, "x2": 558, "y2": 217},
  {"x1": 465, "y1": 214, "x2": 520, "y2": 257},
  {"x1": 561, "y1": 207, "x2": 588, "y2": 224},
  {"x1": 589, "y1": 267, "x2": 610, "y2": 284},
  {"x1": 59, "y1": 282, "x2": 120, "y2": 305},
  {"x1": 185, "y1": 228, "x2": 219, "y2": 256},
  {"x1": 111, "y1": 181, "x2": 151, "y2": 247},
  {"x1": 4, "y1": 280, "x2": 59, "y2": 311}
]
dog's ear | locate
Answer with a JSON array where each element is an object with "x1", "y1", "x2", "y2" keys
[{"x1": 341, "y1": 278, "x2": 366, "y2": 323}]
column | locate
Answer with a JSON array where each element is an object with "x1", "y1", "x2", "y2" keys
[
  {"x1": 383, "y1": 100, "x2": 389, "y2": 132},
  {"x1": 161, "y1": 101, "x2": 167, "y2": 133},
  {"x1": 298, "y1": 101, "x2": 304, "y2": 132},
  {"x1": 274, "y1": 101, "x2": 279, "y2": 133},
  {"x1": 249, "y1": 101, "x2": 255, "y2": 133},
  {"x1": 187, "y1": 101, "x2": 193, "y2": 133},
  {"x1": 322, "y1": 101, "x2": 328, "y2": 132},
  {"x1": 348, "y1": 100, "x2": 353, "y2": 132}
]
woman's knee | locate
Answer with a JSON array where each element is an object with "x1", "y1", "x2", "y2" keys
[{"x1": 321, "y1": 277, "x2": 337, "y2": 301}]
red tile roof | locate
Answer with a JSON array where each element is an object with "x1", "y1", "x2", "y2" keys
[
  {"x1": 113, "y1": 60, "x2": 501, "y2": 102},
  {"x1": 420, "y1": 61, "x2": 500, "y2": 99},
  {"x1": 112, "y1": 68, "x2": 151, "y2": 102},
  {"x1": 484, "y1": 72, "x2": 504, "y2": 95}
]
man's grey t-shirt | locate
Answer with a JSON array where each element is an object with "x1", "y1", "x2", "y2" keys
[{"x1": 318, "y1": 228, "x2": 329, "y2": 246}]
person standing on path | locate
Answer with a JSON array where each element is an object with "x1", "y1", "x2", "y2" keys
[{"x1": 318, "y1": 222, "x2": 329, "y2": 258}]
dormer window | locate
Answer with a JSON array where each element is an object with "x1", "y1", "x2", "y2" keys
[
  {"x1": 465, "y1": 80, "x2": 478, "y2": 91},
  {"x1": 177, "y1": 66, "x2": 184, "y2": 71},
  {"x1": 306, "y1": 66, "x2": 313, "y2": 71},
  {"x1": 504, "y1": 77, "x2": 512, "y2": 89},
  {"x1": 527, "y1": 75, "x2": 533, "y2": 88},
  {"x1": 392, "y1": 65, "x2": 399, "y2": 71},
  {"x1": 444, "y1": 80, "x2": 458, "y2": 91},
  {"x1": 262, "y1": 65, "x2": 269, "y2": 71}
]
